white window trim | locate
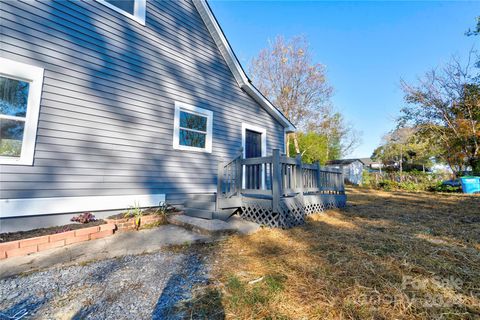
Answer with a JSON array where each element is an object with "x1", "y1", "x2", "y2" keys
[
  {"x1": 96, "y1": 0, "x2": 146, "y2": 25},
  {"x1": 241, "y1": 122, "x2": 267, "y2": 189},
  {"x1": 173, "y1": 101, "x2": 213, "y2": 153},
  {"x1": 0, "y1": 58, "x2": 44, "y2": 166}
]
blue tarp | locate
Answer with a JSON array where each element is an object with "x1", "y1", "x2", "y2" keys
[{"x1": 460, "y1": 177, "x2": 480, "y2": 194}]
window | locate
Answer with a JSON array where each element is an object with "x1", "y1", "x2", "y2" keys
[
  {"x1": 96, "y1": 0, "x2": 147, "y2": 25},
  {"x1": 0, "y1": 58, "x2": 44, "y2": 165},
  {"x1": 173, "y1": 102, "x2": 213, "y2": 153}
]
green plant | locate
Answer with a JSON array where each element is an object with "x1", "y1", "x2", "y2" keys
[
  {"x1": 124, "y1": 201, "x2": 143, "y2": 230},
  {"x1": 378, "y1": 180, "x2": 397, "y2": 191},
  {"x1": 155, "y1": 202, "x2": 177, "y2": 216},
  {"x1": 398, "y1": 181, "x2": 421, "y2": 191},
  {"x1": 428, "y1": 182, "x2": 462, "y2": 193}
]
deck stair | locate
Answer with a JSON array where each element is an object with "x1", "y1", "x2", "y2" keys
[{"x1": 183, "y1": 194, "x2": 237, "y2": 221}]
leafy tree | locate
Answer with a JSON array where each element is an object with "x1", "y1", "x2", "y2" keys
[
  {"x1": 288, "y1": 131, "x2": 329, "y2": 164},
  {"x1": 306, "y1": 106, "x2": 361, "y2": 159},
  {"x1": 399, "y1": 52, "x2": 480, "y2": 175},
  {"x1": 372, "y1": 127, "x2": 437, "y2": 172}
]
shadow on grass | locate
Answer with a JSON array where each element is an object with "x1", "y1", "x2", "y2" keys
[{"x1": 152, "y1": 250, "x2": 224, "y2": 320}]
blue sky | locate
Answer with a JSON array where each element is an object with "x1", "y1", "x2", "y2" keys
[{"x1": 208, "y1": 0, "x2": 479, "y2": 158}]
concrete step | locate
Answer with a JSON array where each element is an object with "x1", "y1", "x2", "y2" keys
[
  {"x1": 184, "y1": 208, "x2": 213, "y2": 220},
  {"x1": 213, "y1": 208, "x2": 238, "y2": 221},
  {"x1": 167, "y1": 214, "x2": 261, "y2": 236},
  {"x1": 167, "y1": 214, "x2": 237, "y2": 236},
  {"x1": 184, "y1": 200, "x2": 216, "y2": 211}
]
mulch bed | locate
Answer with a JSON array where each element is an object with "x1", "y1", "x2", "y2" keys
[
  {"x1": 106, "y1": 208, "x2": 180, "y2": 220},
  {"x1": 0, "y1": 220, "x2": 106, "y2": 243}
]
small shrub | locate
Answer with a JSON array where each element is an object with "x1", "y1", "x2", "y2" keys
[
  {"x1": 155, "y1": 202, "x2": 175, "y2": 216},
  {"x1": 124, "y1": 201, "x2": 143, "y2": 230},
  {"x1": 378, "y1": 180, "x2": 397, "y2": 191},
  {"x1": 71, "y1": 212, "x2": 96, "y2": 224},
  {"x1": 428, "y1": 182, "x2": 462, "y2": 193},
  {"x1": 398, "y1": 181, "x2": 421, "y2": 191}
]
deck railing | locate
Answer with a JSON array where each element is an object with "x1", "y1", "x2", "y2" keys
[{"x1": 217, "y1": 149, "x2": 344, "y2": 207}]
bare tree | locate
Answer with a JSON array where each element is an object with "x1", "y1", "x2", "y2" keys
[
  {"x1": 249, "y1": 35, "x2": 333, "y2": 155},
  {"x1": 399, "y1": 50, "x2": 480, "y2": 174}
]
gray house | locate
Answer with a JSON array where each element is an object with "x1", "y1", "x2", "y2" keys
[
  {"x1": 1, "y1": 0, "x2": 345, "y2": 231},
  {"x1": 326, "y1": 159, "x2": 364, "y2": 185}
]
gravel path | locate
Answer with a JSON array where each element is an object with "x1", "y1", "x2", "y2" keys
[{"x1": 0, "y1": 248, "x2": 212, "y2": 320}]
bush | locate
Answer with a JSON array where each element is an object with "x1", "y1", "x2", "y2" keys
[
  {"x1": 362, "y1": 170, "x2": 454, "y2": 192},
  {"x1": 378, "y1": 180, "x2": 398, "y2": 191},
  {"x1": 71, "y1": 212, "x2": 96, "y2": 224},
  {"x1": 428, "y1": 183, "x2": 462, "y2": 193},
  {"x1": 398, "y1": 181, "x2": 423, "y2": 191}
]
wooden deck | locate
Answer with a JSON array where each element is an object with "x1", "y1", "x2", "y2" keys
[{"x1": 216, "y1": 149, "x2": 346, "y2": 228}]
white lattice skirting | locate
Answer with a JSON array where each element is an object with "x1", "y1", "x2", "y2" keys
[{"x1": 240, "y1": 194, "x2": 346, "y2": 228}]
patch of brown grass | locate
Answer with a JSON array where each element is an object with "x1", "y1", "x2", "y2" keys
[{"x1": 211, "y1": 188, "x2": 480, "y2": 319}]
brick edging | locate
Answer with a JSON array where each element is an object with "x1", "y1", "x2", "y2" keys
[
  {"x1": 0, "y1": 213, "x2": 182, "y2": 260},
  {"x1": 0, "y1": 224, "x2": 116, "y2": 260}
]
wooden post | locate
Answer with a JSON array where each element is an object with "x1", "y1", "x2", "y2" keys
[
  {"x1": 272, "y1": 149, "x2": 282, "y2": 213},
  {"x1": 295, "y1": 154, "x2": 304, "y2": 197},
  {"x1": 316, "y1": 161, "x2": 322, "y2": 192},
  {"x1": 235, "y1": 155, "x2": 243, "y2": 195},
  {"x1": 216, "y1": 159, "x2": 224, "y2": 210},
  {"x1": 237, "y1": 147, "x2": 244, "y2": 192}
]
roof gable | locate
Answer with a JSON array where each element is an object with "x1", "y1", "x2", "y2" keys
[{"x1": 192, "y1": 0, "x2": 295, "y2": 132}]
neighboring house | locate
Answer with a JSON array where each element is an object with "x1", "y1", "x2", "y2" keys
[
  {"x1": 0, "y1": 0, "x2": 296, "y2": 231},
  {"x1": 359, "y1": 157, "x2": 384, "y2": 171},
  {"x1": 326, "y1": 159, "x2": 365, "y2": 185}
]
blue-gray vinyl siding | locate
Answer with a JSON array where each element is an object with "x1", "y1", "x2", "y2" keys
[{"x1": 0, "y1": 0, "x2": 285, "y2": 203}]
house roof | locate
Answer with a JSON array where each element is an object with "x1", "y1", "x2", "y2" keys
[
  {"x1": 358, "y1": 158, "x2": 374, "y2": 166},
  {"x1": 326, "y1": 159, "x2": 366, "y2": 166},
  {"x1": 192, "y1": 0, "x2": 296, "y2": 132}
]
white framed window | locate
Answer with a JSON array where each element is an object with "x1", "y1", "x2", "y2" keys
[
  {"x1": 0, "y1": 58, "x2": 44, "y2": 166},
  {"x1": 96, "y1": 0, "x2": 147, "y2": 25},
  {"x1": 173, "y1": 102, "x2": 213, "y2": 153}
]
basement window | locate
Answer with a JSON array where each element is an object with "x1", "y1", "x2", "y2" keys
[
  {"x1": 173, "y1": 102, "x2": 213, "y2": 153},
  {"x1": 0, "y1": 58, "x2": 44, "y2": 165},
  {"x1": 96, "y1": 0, "x2": 146, "y2": 25}
]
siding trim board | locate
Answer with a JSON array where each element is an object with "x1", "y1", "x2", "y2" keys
[{"x1": 0, "y1": 194, "x2": 165, "y2": 218}]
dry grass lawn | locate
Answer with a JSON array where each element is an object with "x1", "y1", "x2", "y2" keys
[{"x1": 206, "y1": 188, "x2": 480, "y2": 319}]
